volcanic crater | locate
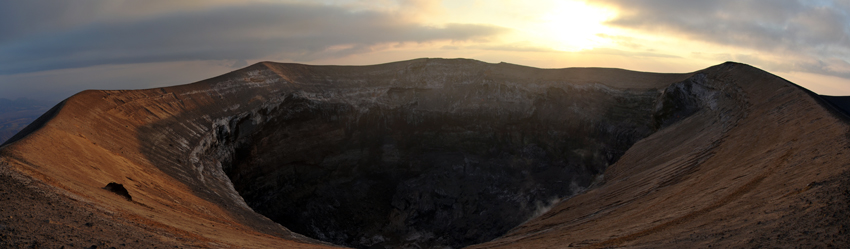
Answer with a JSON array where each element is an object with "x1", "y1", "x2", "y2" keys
[{"x1": 1, "y1": 58, "x2": 848, "y2": 248}]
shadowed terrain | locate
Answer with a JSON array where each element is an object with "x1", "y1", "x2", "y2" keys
[
  {"x1": 0, "y1": 98, "x2": 54, "y2": 144},
  {"x1": 0, "y1": 58, "x2": 847, "y2": 248}
]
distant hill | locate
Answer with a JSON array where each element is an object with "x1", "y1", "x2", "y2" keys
[{"x1": 0, "y1": 98, "x2": 54, "y2": 144}]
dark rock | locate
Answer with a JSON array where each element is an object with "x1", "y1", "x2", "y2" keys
[{"x1": 103, "y1": 183, "x2": 131, "y2": 201}]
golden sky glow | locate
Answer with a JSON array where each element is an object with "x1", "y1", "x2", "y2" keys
[
  {"x1": 1, "y1": 0, "x2": 849, "y2": 100},
  {"x1": 539, "y1": 1, "x2": 617, "y2": 51}
]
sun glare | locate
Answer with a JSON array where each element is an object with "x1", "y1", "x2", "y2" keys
[{"x1": 541, "y1": 1, "x2": 616, "y2": 52}]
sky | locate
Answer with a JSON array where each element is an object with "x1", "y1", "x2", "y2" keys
[{"x1": 1, "y1": 0, "x2": 850, "y2": 102}]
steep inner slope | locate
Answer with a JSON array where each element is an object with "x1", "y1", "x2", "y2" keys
[{"x1": 218, "y1": 85, "x2": 665, "y2": 248}]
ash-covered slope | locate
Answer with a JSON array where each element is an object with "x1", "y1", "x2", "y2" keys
[{"x1": 0, "y1": 59, "x2": 847, "y2": 248}]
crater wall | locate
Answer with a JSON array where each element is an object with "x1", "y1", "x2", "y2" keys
[
  {"x1": 1, "y1": 59, "x2": 847, "y2": 248},
  {"x1": 137, "y1": 58, "x2": 693, "y2": 248}
]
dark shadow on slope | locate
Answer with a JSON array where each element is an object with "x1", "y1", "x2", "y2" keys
[
  {"x1": 819, "y1": 96, "x2": 850, "y2": 121},
  {"x1": 1, "y1": 100, "x2": 66, "y2": 147}
]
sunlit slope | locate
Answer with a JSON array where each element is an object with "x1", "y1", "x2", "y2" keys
[{"x1": 0, "y1": 63, "x2": 335, "y2": 248}]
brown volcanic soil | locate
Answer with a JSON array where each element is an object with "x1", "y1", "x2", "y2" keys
[{"x1": 0, "y1": 59, "x2": 848, "y2": 248}]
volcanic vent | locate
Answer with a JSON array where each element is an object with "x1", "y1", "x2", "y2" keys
[
  {"x1": 2, "y1": 58, "x2": 848, "y2": 248},
  {"x1": 143, "y1": 59, "x2": 704, "y2": 248}
]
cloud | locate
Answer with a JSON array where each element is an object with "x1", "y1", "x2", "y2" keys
[
  {"x1": 592, "y1": 0, "x2": 850, "y2": 78},
  {"x1": 0, "y1": 1, "x2": 507, "y2": 75},
  {"x1": 692, "y1": 51, "x2": 850, "y2": 79},
  {"x1": 441, "y1": 43, "x2": 558, "y2": 52},
  {"x1": 0, "y1": 60, "x2": 243, "y2": 101},
  {"x1": 581, "y1": 48, "x2": 680, "y2": 59},
  {"x1": 230, "y1": 59, "x2": 248, "y2": 68},
  {"x1": 0, "y1": 0, "x2": 240, "y2": 43}
]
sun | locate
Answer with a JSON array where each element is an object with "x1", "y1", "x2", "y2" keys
[{"x1": 540, "y1": 1, "x2": 616, "y2": 52}]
